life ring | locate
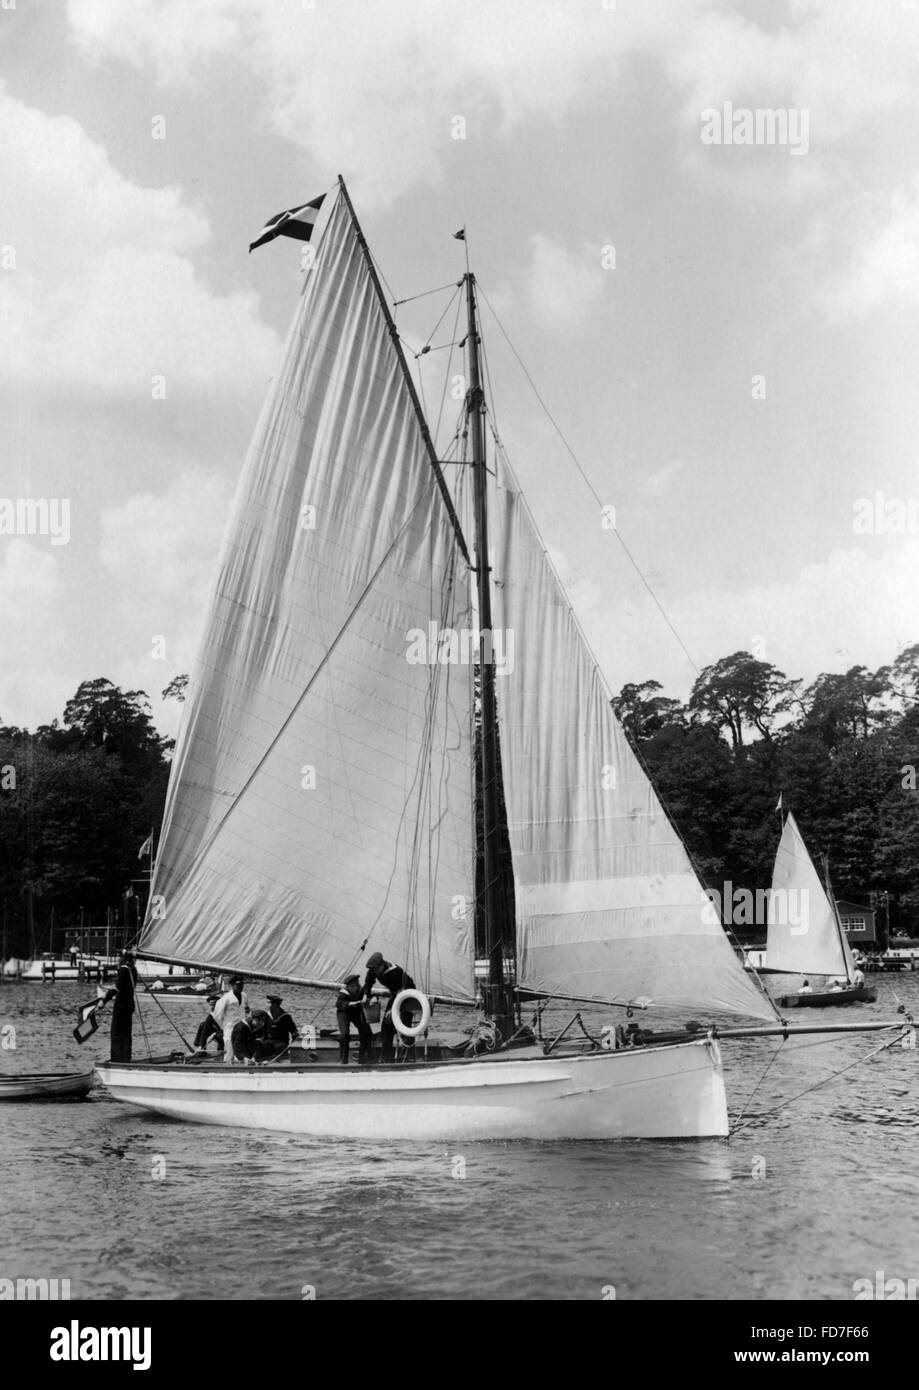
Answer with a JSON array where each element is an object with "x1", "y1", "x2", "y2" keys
[{"x1": 391, "y1": 989, "x2": 431, "y2": 1038}]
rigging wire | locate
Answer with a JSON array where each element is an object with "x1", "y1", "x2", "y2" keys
[
  {"x1": 730, "y1": 1025, "x2": 910, "y2": 1132},
  {"x1": 418, "y1": 285, "x2": 462, "y2": 354},
  {"x1": 432, "y1": 292, "x2": 465, "y2": 453},
  {"x1": 729, "y1": 1035, "x2": 788, "y2": 1133},
  {"x1": 393, "y1": 280, "x2": 462, "y2": 308},
  {"x1": 476, "y1": 281, "x2": 700, "y2": 676},
  {"x1": 138, "y1": 983, "x2": 196, "y2": 1054},
  {"x1": 414, "y1": 341, "x2": 461, "y2": 358}
]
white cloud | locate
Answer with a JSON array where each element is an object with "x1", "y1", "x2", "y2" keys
[
  {"x1": 488, "y1": 235, "x2": 605, "y2": 332},
  {"x1": 67, "y1": 0, "x2": 244, "y2": 81},
  {"x1": 98, "y1": 470, "x2": 232, "y2": 736},
  {"x1": 523, "y1": 235, "x2": 604, "y2": 329},
  {"x1": 0, "y1": 86, "x2": 281, "y2": 397},
  {"x1": 0, "y1": 540, "x2": 68, "y2": 729},
  {"x1": 99, "y1": 468, "x2": 228, "y2": 629},
  {"x1": 670, "y1": 1, "x2": 919, "y2": 144},
  {"x1": 65, "y1": 0, "x2": 707, "y2": 208},
  {"x1": 65, "y1": 0, "x2": 919, "y2": 214},
  {"x1": 0, "y1": 539, "x2": 58, "y2": 614},
  {"x1": 546, "y1": 543, "x2": 603, "y2": 618},
  {"x1": 640, "y1": 460, "x2": 683, "y2": 501},
  {"x1": 820, "y1": 180, "x2": 919, "y2": 319},
  {"x1": 589, "y1": 541, "x2": 919, "y2": 700}
]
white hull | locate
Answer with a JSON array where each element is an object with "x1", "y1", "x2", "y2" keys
[{"x1": 95, "y1": 1038, "x2": 728, "y2": 1140}]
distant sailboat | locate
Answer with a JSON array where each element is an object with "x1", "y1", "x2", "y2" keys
[
  {"x1": 95, "y1": 178, "x2": 900, "y2": 1138},
  {"x1": 763, "y1": 813, "x2": 876, "y2": 1008}
]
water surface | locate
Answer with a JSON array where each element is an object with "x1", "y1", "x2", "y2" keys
[{"x1": 1, "y1": 976, "x2": 916, "y2": 1300}]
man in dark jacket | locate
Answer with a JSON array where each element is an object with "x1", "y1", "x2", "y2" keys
[
  {"x1": 104, "y1": 950, "x2": 138, "y2": 1063},
  {"x1": 230, "y1": 1009, "x2": 272, "y2": 1062},
  {"x1": 363, "y1": 953, "x2": 417, "y2": 1063},
  {"x1": 264, "y1": 994, "x2": 300, "y2": 1055},
  {"x1": 336, "y1": 974, "x2": 372, "y2": 1065}
]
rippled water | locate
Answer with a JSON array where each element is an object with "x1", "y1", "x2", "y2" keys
[{"x1": 1, "y1": 976, "x2": 917, "y2": 1300}]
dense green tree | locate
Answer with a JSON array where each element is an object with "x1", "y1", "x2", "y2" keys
[
  {"x1": 880, "y1": 642, "x2": 919, "y2": 706},
  {"x1": 611, "y1": 680, "x2": 684, "y2": 742},
  {"x1": 162, "y1": 674, "x2": 189, "y2": 704},
  {"x1": 0, "y1": 681, "x2": 170, "y2": 955},
  {"x1": 688, "y1": 651, "x2": 799, "y2": 749},
  {"x1": 799, "y1": 665, "x2": 888, "y2": 747},
  {"x1": 614, "y1": 640, "x2": 919, "y2": 935}
]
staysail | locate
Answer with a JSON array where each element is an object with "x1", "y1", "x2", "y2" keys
[
  {"x1": 764, "y1": 813, "x2": 850, "y2": 980},
  {"x1": 140, "y1": 189, "x2": 477, "y2": 999},
  {"x1": 491, "y1": 466, "x2": 775, "y2": 1020}
]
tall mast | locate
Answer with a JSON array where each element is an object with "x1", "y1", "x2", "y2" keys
[{"x1": 465, "y1": 271, "x2": 516, "y2": 1038}]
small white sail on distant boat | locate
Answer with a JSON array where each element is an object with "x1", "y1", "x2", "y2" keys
[
  {"x1": 95, "y1": 178, "x2": 903, "y2": 1139},
  {"x1": 763, "y1": 812, "x2": 875, "y2": 1008}
]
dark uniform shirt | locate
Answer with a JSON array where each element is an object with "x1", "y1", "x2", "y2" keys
[
  {"x1": 362, "y1": 963, "x2": 415, "y2": 1007},
  {"x1": 266, "y1": 1006, "x2": 299, "y2": 1047},
  {"x1": 336, "y1": 987, "x2": 364, "y2": 1016},
  {"x1": 110, "y1": 962, "x2": 137, "y2": 1017},
  {"x1": 230, "y1": 1016, "x2": 270, "y2": 1058}
]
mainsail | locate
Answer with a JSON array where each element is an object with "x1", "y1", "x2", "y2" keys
[
  {"x1": 764, "y1": 813, "x2": 850, "y2": 980},
  {"x1": 491, "y1": 466, "x2": 775, "y2": 1020},
  {"x1": 141, "y1": 189, "x2": 477, "y2": 999}
]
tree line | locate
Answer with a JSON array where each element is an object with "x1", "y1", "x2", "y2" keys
[
  {"x1": 0, "y1": 678, "x2": 179, "y2": 956},
  {"x1": 612, "y1": 644, "x2": 919, "y2": 938},
  {"x1": 1, "y1": 645, "x2": 918, "y2": 956}
]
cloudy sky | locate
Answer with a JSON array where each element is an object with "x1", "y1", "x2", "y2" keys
[{"x1": 2, "y1": 0, "x2": 918, "y2": 738}]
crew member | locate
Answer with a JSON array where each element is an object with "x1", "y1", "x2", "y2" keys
[
  {"x1": 799, "y1": 979, "x2": 812, "y2": 994},
  {"x1": 363, "y1": 952, "x2": 418, "y2": 1064},
  {"x1": 265, "y1": 994, "x2": 300, "y2": 1055},
  {"x1": 213, "y1": 976, "x2": 249, "y2": 1064},
  {"x1": 336, "y1": 973, "x2": 373, "y2": 1065},
  {"x1": 193, "y1": 994, "x2": 224, "y2": 1053},
  {"x1": 230, "y1": 1009, "x2": 271, "y2": 1062},
  {"x1": 103, "y1": 949, "x2": 139, "y2": 1063}
]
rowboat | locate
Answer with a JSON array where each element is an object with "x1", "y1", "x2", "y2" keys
[
  {"x1": 120, "y1": 980, "x2": 219, "y2": 1007},
  {"x1": 777, "y1": 984, "x2": 876, "y2": 1008},
  {"x1": 0, "y1": 1071, "x2": 94, "y2": 1101}
]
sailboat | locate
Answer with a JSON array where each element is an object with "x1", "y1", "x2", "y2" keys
[
  {"x1": 762, "y1": 813, "x2": 876, "y2": 1009},
  {"x1": 95, "y1": 179, "x2": 902, "y2": 1139}
]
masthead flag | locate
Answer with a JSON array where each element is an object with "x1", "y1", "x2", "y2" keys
[
  {"x1": 453, "y1": 227, "x2": 466, "y2": 241},
  {"x1": 249, "y1": 195, "x2": 326, "y2": 253},
  {"x1": 774, "y1": 793, "x2": 783, "y2": 813},
  {"x1": 138, "y1": 834, "x2": 153, "y2": 860}
]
